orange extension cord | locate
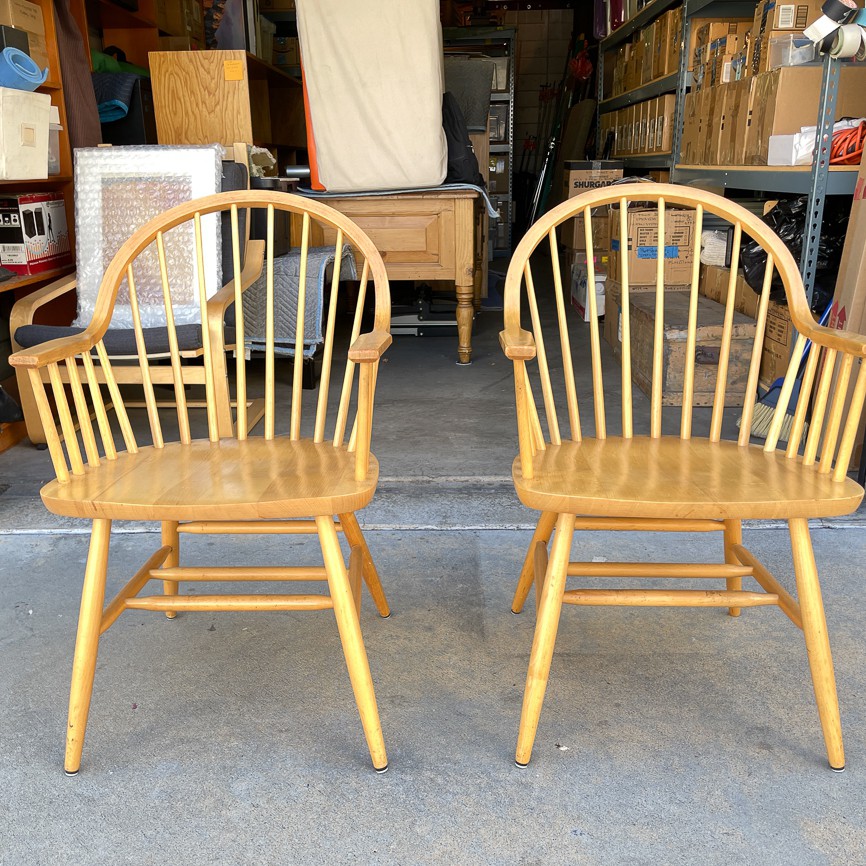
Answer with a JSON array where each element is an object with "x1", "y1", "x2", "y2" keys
[{"x1": 831, "y1": 121, "x2": 866, "y2": 165}]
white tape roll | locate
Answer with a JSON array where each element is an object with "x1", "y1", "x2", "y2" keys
[
  {"x1": 858, "y1": 27, "x2": 866, "y2": 61},
  {"x1": 830, "y1": 23, "x2": 863, "y2": 57},
  {"x1": 805, "y1": 14, "x2": 844, "y2": 42}
]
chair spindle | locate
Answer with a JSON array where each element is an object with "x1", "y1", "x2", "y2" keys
[
  {"x1": 291, "y1": 212, "x2": 310, "y2": 440},
  {"x1": 264, "y1": 204, "x2": 276, "y2": 440},
  {"x1": 833, "y1": 358, "x2": 866, "y2": 481},
  {"x1": 94, "y1": 341, "x2": 138, "y2": 453},
  {"x1": 618, "y1": 199, "x2": 633, "y2": 439},
  {"x1": 803, "y1": 348, "x2": 837, "y2": 465},
  {"x1": 681, "y1": 204, "x2": 703, "y2": 439},
  {"x1": 193, "y1": 212, "x2": 219, "y2": 442},
  {"x1": 650, "y1": 199, "x2": 665, "y2": 438},
  {"x1": 548, "y1": 228, "x2": 580, "y2": 441},
  {"x1": 524, "y1": 261, "x2": 561, "y2": 445},
  {"x1": 818, "y1": 351, "x2": 854, "y2": 472},
  {"x1": 334, "y1": 259, "x2": 369, "y2": 448},
  {"x1": 229, "y1": 205, "x2": 247, "y2": 440},
  {"x1": 583, "y1": 208, "x2": 606, "y2": 439},
  {"x1": 739, "y1": 255, "x2": 775, "y2": 446},
  {"x1": 314, "y1": 228, "x2": 344, "y2": 443},
  {"x1": 64, "y1": 357, "x2": 100, "y2": 467},
  {"x1": 80, "y1": 351, "x2": 116, "y2": 460}
]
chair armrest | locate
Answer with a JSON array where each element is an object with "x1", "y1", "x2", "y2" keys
[
  {"x1": 9, "y1": 328, "x2": 98, "y2": 370},
  {"x1": 9, "y1": 276, "x2": 77, "y2": 349},
  {"x1": 791, "y1": 315, "x2": 866, "y2": 358},
  {"x1": 499, "y1": 327, "x2": 536, "y2": 361},
  {"x1": 349, "y1": 329, "x2": 392, "y2": 362},
  {"x1": 206, "y1": 240, "x2": 265, "y2": 315}
]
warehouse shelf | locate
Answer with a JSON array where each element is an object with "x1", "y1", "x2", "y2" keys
[
  {"x1": 619, "y1": 154, "x2": 675, "y2": 168},
  {"x1": 600, "y1": 73, "x2": 680, "y2": 113},
  {"x1": 673, "y1": 165, "x2": 860, "y2": 195},
  {"x1": 601, "y1": 0, "x2": 682, "y2": 49},
  {"x1": 0, "y1": 266, "x2": 75, "y2": 295}
]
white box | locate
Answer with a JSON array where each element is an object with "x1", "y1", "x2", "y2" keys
[
  {"x1": 0, "y1": 86, "x2": 50, "y2": 180},
  {"x1": 571, "y1": 262, "x2": 607, "y2": 321}
]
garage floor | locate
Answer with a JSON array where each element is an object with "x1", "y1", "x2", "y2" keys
[{"x1": 2, "y1": 284, "x2": 865, "y2": 865}]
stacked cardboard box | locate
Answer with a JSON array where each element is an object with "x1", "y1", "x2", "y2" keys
[
  {"x1": 609, "y1": 7, "x2": 682, "y2": 98},
  {"x1": 610, "y1": 95, "x2": 676, "y2": 158},
  {"x1": 0, "y1": 0, "x2": 47, "y2": 70},
  {"x1": 683, "y1": 66, "x2": 866, "y2": 166},
  {"x1": 157, "y1": 0, "x2": 205, "y2": 43}
]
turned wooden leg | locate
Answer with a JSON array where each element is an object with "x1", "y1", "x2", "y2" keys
[
  {"x1": 161, "y1": 521, "x2": 179, "y2": 620},
  {"x1": 512, "y1": 511, "x2": 557, "y2": 614},
  {"x1": 339, "y1": 512, "x2": 390, "y2": 617},
  {"x1": 515, "y1": 513, "x2": 576, "y2": 767},
  {"x1": 317, "y1": 516, "x2": 388, "y2": 772},
  {"x1": 455, "y1": 284, "x2": 475, "y2": 365},
  {"x1": 723, "y1": 519, "x2": 743, "y2": 618},
  {"x1": 789, "y1": 518, "x2": 845, "y2": 771},
  {"x1": 65, "y1": 518, "x2": 112, "y2": 775}
]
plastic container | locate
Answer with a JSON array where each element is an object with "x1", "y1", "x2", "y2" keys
[
  {"x1": 47, "y1": 105, "x2": 61, "y2": 175},
  {"x1": 768, "y1": 35, "x2": 816, "y2": 69}
]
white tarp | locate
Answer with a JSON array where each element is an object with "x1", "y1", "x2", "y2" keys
[{"x1": 296, "y1": 0, "x2": 447, "y2": 192}]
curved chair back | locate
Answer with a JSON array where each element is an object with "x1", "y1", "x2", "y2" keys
[
  {"x1": 12, "y1": 191, "x2": 391, "y2": 484},
  {"x1": 501, "y1": 183, "x2": 866, "y2": 481}
]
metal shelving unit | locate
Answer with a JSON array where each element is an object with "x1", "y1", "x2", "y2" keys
[
  {"x1": 598, "y1": 1, "x2": 850, "y2": 300},
  {"x1": 444, "y1": 26, "x2": 516, "y2": 256}
]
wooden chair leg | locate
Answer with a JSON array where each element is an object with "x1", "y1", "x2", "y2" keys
[
  {"x1": 533, "y1": 540, "x2": 549, "y2": 621},
  {"x1": 515, "y1": 513, "x2": 575, "y2": 768},
  {"x1": 161, "y1": 521, "x2": 179, "y2": 620},
  {"x1": 316, "y1": 516, "x2": 388, "y2": 772},
  {"x1": 789, "y1": 518, "x2": 845, "y2": 771},
  {"x1": 65, "y1": 518, "x2": 112, "y2": 775},
  {"x1": 339, "y1": 512, "x2": 390, "y2": 617},
  {"x1": 723, "y1": 519, "x2": 743, "y2": 618},
  {"x1": 512, "y1": 511, "x2": 557, "y2": 614},
  {"x1": 349, "y1": 546, "x2": 362, "y2": 618}
]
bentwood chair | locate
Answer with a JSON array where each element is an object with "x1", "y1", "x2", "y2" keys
[
  {"x1": 10, "y1": 191, "x2": 393, "y2": 774},
  {"x1": 501, "y1": 183, "x2": 866, "y2": 771}
]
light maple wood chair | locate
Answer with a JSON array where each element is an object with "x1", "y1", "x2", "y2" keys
[
  {"x1": 501, "y1": 183, "x2": 866, "y2": 771},
  {"x1": 10, "y1": 190, "x2": 393, "y2": 775}
]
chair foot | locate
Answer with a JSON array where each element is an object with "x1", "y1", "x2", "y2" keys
[
  {"x1": 64, "y1": 769, "x2": 79, "y2": 777},
  {"x1": 511, "y1": 608, "x2": 522, "y2": 615},
  {"x1": 374, "y1": 763, "x2": 389, "y2": 774},
  {"x1": 514, "y1": 760, "x2": 529, "y2": 769},
  {"x1": 830, "y1": 764, "x2": 846, "y2": 773}
]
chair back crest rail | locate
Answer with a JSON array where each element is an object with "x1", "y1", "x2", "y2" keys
[
  {"x1": 10, "y1": 191, "x2": 392, "y2": 484},
  {"x1": 500, "y1": 183, "x2": 866, "y2": 481}
]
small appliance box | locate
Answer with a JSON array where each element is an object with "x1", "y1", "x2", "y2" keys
[
  {"x1": 562, "y1": 160, "x2": 623, "y2": 199},
  {"x1": 609, "y1": 207, "x2": 696, "y2": 285},
  {"x1": 0, "y1": 192, "x2": 72, "y2": 275}
]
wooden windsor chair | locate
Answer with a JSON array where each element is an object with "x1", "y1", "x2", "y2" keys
[
  {"x1": 10, "y1": 190, "x2": 394, "y2": 775},
  {"x1": 500, "y1": 183, "x2": 866, "y2": 771}
]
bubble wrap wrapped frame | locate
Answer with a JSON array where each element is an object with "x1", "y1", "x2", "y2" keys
[{"x1": 73, "y1": 145, "x2": 223, "y2": 329}]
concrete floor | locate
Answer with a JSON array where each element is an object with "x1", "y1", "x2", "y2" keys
[{"x1": 2, "y1": 283, "x2": 866, "y2": 864}]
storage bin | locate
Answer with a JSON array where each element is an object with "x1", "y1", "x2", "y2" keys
[
  {"x1": 0, "y1": 85, "x2": 50, "y2": 180},
  {"x1": 488, "y1": 103, "x2": 509, "y2": 143},
  {"x1": 768, "y1": 34, "x2": 815, "y2": 68}
]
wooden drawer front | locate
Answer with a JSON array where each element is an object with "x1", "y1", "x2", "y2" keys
[{"x1": 317, "y1": 198, "x2": 457, "y2": 280}]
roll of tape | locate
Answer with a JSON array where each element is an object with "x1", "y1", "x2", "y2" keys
[
  {"x1": 857, "y1": 27, "x2": 866, "y2": 61},
  {"x1": 830, "y1": 23, "x2": 863, "y2": 57},
  {"x1": 805, "y1": 14, "x2": 844, "y2": 42},
  {"x1": 821, "y1": 0, "x2": 858, "y2": 23}
]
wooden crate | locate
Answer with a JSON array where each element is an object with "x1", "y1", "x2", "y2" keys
[{"x1": 606, "y1": 286, "x2": 757, "y2": 407}]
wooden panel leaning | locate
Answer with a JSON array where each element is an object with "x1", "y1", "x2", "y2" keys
[
  {"x1": 500, "y1": 183, "x2": 866, "y2": 772},
  {"x1": 9, "y1": 191, "x2": 393, "y2": 775}
]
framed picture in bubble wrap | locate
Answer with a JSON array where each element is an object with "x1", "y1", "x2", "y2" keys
[{"x1": 73, "y1": 145, "x2": 223, "y2": 329}]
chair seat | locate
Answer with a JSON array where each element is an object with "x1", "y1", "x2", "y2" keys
[
  {"x1": 41, "y1": 438, "x2": 378, "y2": 520},
  {"x1": 513, "y1": 437, "x2": 864, "y2": 520}
]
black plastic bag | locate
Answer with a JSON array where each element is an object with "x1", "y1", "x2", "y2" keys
[{"x1": 739, "y1": 196, "x2": 848, "y2": 312}]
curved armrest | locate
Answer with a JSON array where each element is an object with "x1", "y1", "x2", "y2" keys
[
  {"x1": 9, "y1": 276, "x2": 77, "y2": 349},
  {"x1": 790, "y1": 316, "x2": 866, "y2": 358},
  {"x1": 349, "y1": 329, "x2": 392, "y2": 362},
  {"x1": 206, "y1": 240, "x2": 265, "y2": 315},
  {"x1": 10, "y1": 326, "x2": 99, "y2": 370},
  {"x1": 499, "y1": 327, "x2": 536, "y2": 361}
]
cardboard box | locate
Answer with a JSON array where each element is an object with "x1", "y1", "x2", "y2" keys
[
  {"x1": 680, "y1": 91, "x2": 701, "y2": 164},
  {"x1": 157, "y1": 0, "x2": 188, "y2": 36},
  {"x1": 655, "y1": 95, "x2": 675, "y2": 153},
  {"x1": 273, "y1": 36, "x2": 300, "y2": 67},
  {"x1": 746, "y1": 67, "x2": 866, "y2": 164},
  {"x1": 723, "y1": 77, "x2": 755, "y2": 164},
  {"x1": 185, "y1": 0, "x2": 204, "y2": 43},
  {"x1": 760, "y1": 301, "x2": 793, "y2": 386},
  {"x1": 0, "y1": 192, "x2": 71, "y2": 275},
  {"x1": 652, "y1": 13, "x2": 671, "y2": 80},
  {"x1": 609, "y1": 208, "x2": 696, "y2": 285},
  {"x1": 641, "y1": 23, "x2": 655, "y2": 84},
  {"x1": 0, "y1": 0, "x2": 43, "y2": 34},
  {"x1": 754, "y1": 0, "x2": 822, "y2": 32},
  {"x1": 564, "y1": 212, "x2": 611, "y2": 251},
  {"x1": 158, "y1": 35, "x2": 201, "y2": 50},
  {"x1": 0, "y1": 86, "x2": 50, "y2": 180},
  {"x1": 562, "y1": 161, "x2": 623, "y2": 199},
  {"x1": 665, "y1": 7, "x2": 683, "y2": 74}
]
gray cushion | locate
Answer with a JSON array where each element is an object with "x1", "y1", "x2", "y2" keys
[{"x1": 15, "y1": 323, "x2": 235, "y2": 356}]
